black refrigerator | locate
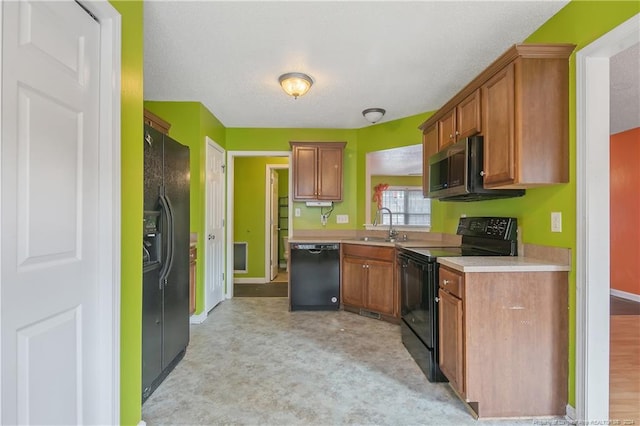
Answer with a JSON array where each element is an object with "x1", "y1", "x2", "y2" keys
[{"x1": 142, "y1": 124, "x2": 190, "y2": 402}]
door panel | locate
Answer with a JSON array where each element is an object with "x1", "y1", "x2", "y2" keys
[
  {"x1": 205, "y1": 140, "x2": 225, "y2": 311},
  {"x1": 2, "y1": 2, "x2": 101, "y2": 423},
  {"x1": 270, "y1": 169, "x2": 279, "y2": 280}
]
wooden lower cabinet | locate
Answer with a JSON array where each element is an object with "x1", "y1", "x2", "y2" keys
[
  {"x1": 438, "y1": 288, "x2": 464, "y2": 395},
  {"x1": 341, "y1": 244, "x2": 397, "y2": 321},
  {"x1": 438, "y1": 265, "x2": 568, "y2": 418}
]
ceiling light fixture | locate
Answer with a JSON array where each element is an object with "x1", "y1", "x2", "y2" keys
[
  {"x1": 362, "y1": 108, "x2": 386, "y2": 124},
  {"x1": 278, "y1": 72, "x2": 313, "y2": 99}
]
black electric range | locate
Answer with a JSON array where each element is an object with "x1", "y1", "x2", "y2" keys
[{"x1": 397, "y1": 216, "x2": 518, "y2": 382}]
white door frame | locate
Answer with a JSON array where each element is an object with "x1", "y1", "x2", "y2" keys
[
  {"x1": 575, "y1": 13, "x2": 639, "y2": 422},
  {"x1": 226, "y1": 151, "x2": 291, "y2": 296},
  {"x1": 265, "y1": 164, "x2": 289, "y2": 280},
  {"x1": 0, "y1": 1, "x2": 121, "y2": 423}
]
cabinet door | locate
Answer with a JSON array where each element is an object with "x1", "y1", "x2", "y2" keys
[
  {"x1": 422, "y1": 124, "x2": 438, "y2": 197},
  {"x1": 439, "y1": 288, "x2": 464, "y2": 395},
  {"x1": 365, "y1": 259, "x2": 394, "y2": 316},
  {"x1": 317, "y1": 146, "x2": 343, "y2": 200},
  {"x1": 438, "y1": 109, "x2": 456, "y2": 149},
  {"x1": 341, "y1": 256, "x2": 366, "y2": 307},
  {"x1": 482, "y1": 63, "x2": 516, "y2": 187},
  {"x1": 456, "y1": 89, "x2": 481, "y2": 139},
  {"x1": 292, "y1": 145, "x2": 318, "y2": 200}
]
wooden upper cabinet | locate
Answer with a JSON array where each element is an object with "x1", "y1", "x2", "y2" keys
[
  {"x1": 290, "y1": 141, "x2": 346, "y2": 201},
  {"x1": 419, "y1": 44, "x2": 575, "y2": 190},
  {"x1": 422, "y1": 124, "x2": 438, "y2": 197},
  {"x1": 482, "y1": 64, "x2": 516, "y2": 187},
  {"x1": 482, "y1": 54, "x2": 572, "y2": 188},
  {"x1": 144, "y1": 109, "x2": 171, "y2": 135},
  {"x1": 438, "y1": 89, "x2": 481, "y2": 150},
  {"x1": 438, "y1": 109, "x2": 457, "y2": 149},
  {"x1": 456, "y1": 89, "x2": 482, "y2": 140}
]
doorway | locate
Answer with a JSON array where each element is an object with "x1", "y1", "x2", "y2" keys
[
  {"x1": 226, "y1": 151, "x2": 291, "y2": 298},
  {"x1": 576, "y1": 13, "x2": 639, "y2": 421}
]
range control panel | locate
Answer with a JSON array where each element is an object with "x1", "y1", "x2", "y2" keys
[{"x1": 456, "y1": 217, "x2": 517, "y2": 241}]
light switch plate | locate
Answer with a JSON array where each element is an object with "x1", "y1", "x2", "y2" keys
[
  {"x1": 336, "y1": 214, "x2": 349, "y2": 224},
  {"x1": 295, "y1": 208, "x2": 301, "y2": 217},
  {"x1": 551, "y1": 212, "x2": 562, "y2": 232}
]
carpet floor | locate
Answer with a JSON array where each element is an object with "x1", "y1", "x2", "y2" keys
[{"x1": 142, "y1": 298, "x2": 557, "y2": 425}]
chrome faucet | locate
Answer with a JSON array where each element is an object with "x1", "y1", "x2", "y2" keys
[{"x1": 374, "y1": 207, "x2": 397, "y2": 239}]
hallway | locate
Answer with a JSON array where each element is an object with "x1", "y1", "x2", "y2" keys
[{"x1": 142, "y1": 298, "x2": 550, "y2": 425}]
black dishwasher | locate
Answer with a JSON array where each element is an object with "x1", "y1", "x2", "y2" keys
[{"x1": 290, "y1": 243, "x2": 340, "y2": 310}]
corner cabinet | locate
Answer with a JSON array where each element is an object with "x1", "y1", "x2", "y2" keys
[
  {"x1": 290, "y1": 141, "x2": 346, "y2": 201},
  {"x1": 341, "y1": 244, "x2": 397, "y2": 322},
  {"x1": 419, "y1": 44, "x2": 575, "y2": 192},
  {"x1": 437, "y1": 265, "x2": 569, "y2": 418}
]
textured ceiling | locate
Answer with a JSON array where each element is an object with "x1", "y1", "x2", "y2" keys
[
  {"x1": 144, "y1": 0, "x2": 571, "y2": 129},
  {"x1": 610, "y1": 43, "x2": 640, "y2": 135}
]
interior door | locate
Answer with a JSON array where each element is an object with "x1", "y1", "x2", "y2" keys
[
  {"x1": 1, "y1": 1, "x2": 102, "y2": 423},
  {"x1": 270, "y1": 169, "x2": 279, "y2": 280},
  {"x1": 205, "y1": 139, "x2": 225, "y2": 312}
]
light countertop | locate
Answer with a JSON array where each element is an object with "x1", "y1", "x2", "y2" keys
[{"x1": 438, "y1": 256, "x2": 571, "y2": 273}]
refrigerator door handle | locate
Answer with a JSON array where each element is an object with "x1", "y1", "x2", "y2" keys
[
  {"x1": 163, "y1": 194, "x2": 176, "y2": 285},
  {"x1": 158, "y1": 194, "x2": 174, "y2": 288}
]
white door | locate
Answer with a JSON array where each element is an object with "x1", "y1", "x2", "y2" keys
[
  {"x1": 1, "y1": 1, "x2": 104, "y2": 424},
  {"x1": 269, "y1": 169, "x2": 279, "y2": 280},
  {"x1": 205, "y1": 138, "x2": 225, "y2": 312}
]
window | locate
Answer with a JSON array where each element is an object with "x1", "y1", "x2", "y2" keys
[{"x1": 377, "y1": 187, "x2": 430, "y2": 226}]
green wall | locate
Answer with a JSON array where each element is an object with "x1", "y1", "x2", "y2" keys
[
  {"x1": 111, "y1": 1, "x2": 143, "y2": 424},
  {"x1": 233, "y1": 156, "x2": 288, "y2": 278}
]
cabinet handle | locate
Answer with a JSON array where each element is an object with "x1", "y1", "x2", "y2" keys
[
  {"x1": 449, "y1": 133, "x2": 453, "y2": 139},
  {"x1": 435, "y1": 297, "x2": 440, "y2": 303},
  {"x1": 455, "y1": 130, "x2": 460, "y2": 136},
  {"x1": 443, "y1": 279, "x2": 450, "y2": 285},
  {"x1": 480, "y1": 171, "x2": 486, "y2": 177}
]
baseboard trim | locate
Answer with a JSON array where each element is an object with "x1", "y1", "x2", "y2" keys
[
  {"x1": 610, "y1": 288, "x2": 640, "y2": 302},
  {"x1": 190, "y1": 311, "x2": 207, "y2": 324},
  {"x1": 234, "y1": 277, "x2": 266, "y2": 284},
  {"x1": 565, "y1": 404, "x2": 576, "y2": 422}
]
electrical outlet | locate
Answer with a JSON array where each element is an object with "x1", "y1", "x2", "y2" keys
[
  {"x1": 295, "y1": 208, "x2": 301, "y2": 217},
  {"x1": 551, "y1": 212, "x2": 562, "y2": 232},
  {"x1": 336, "y1": 214, "x2": 349, "y2": 224}
]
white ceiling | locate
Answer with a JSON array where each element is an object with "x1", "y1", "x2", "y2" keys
[
  {"x1": 610, "y1": 42, "x2": 640, "y2": 135},
  {"x1": 144, "y1": 0, "x2": 572, "y2": 129}
]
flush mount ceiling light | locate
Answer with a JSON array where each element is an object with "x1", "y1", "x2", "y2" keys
[
  {"x1": 278, "y1": 72, "x2": 313, "y2": 99},
  {"x1": 362, "y1": 108, "x2": 386, "y2": 124}
]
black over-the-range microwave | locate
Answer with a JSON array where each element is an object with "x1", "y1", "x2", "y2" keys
[{"x1": 427, "y1": 136, "x2": 525, "y2": 202}]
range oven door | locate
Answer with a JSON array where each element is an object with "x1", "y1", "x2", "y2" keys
[{"x1": 400, "y1": 255, "x2": 437, "y2": 349}]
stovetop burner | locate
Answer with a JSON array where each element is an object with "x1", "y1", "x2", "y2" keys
[{"x1": 402, "y1": 217, "x2": 519, "y2": 260}]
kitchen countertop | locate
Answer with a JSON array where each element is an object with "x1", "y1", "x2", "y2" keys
[
  {"x1": 438, "y1": 256, "x2": 571, "y2": 273},
  {"x1": 288, "y1": 236, "x2": 457, "y2": 249}
]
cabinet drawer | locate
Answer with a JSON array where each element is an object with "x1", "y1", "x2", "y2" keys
[
  {"x1": 342, "y1": 244, "x2": 394, "y2": 261},
  {"x1": 439, "y1": 266, "x2": 462, "y2": 298}
]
